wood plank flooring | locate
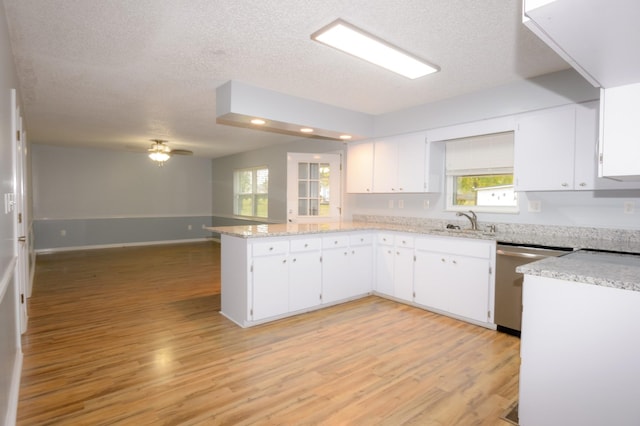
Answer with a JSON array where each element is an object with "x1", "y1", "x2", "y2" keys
[{"x1": 18, "y1": 241, "x2": 520, "y2": 425}]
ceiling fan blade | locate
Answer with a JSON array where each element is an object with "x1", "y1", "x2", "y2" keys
[{"x1": 170, "y1": 149, "x2": 193, "y2": 156}]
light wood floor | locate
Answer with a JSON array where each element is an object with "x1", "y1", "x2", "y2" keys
[{"x1": 18, "y1": 241, "x2": 520, "y2": 425}]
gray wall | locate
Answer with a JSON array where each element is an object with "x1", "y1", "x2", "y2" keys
[
  {"x1": 212, "y1": 138, "x2": 345, "y2": 222},
  {"x1": 0, "y1": 1, "x2": 22, "y2": 424},
  {"x1": 32, "y1": 144, "x2": 215, "y2": 250}
]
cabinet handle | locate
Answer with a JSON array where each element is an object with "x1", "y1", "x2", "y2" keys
[
  {"x1": 334, "y1": 241, "x2": 338, "y2": 245},
  {"x1": 399, "y1": 188, "x2": 403, "y2": 191},
  {"x1": 441, "y1": 258, "x2": 445, "y2": 262},
  {"x1": 304, "y1": 243, "x2": 308, "y2": 248},
  {"x1": 452, "y1": 260, "x2": 457, "y2": 265},
  {"x1": 579, "y1": 182, "x2": 586, "y2": 187},
  {"x1": 282, "y1": 259, "x2": 287, "y2": 263},
  {"x1": 292, "y1": 258, "x2": 297, "y2": 263},
  {"x1": 344, "y1": 252, "x2": 348, "y2": 256},
  {"x1": 561, "y1": 183, "x2": 569, "y2": 187},
  {"x1": 402, "y1": 240, "x2": 406, "y2": 244},
  {"x1": 269, "y1": 247, "x2": 274, "y2": 251},
  {"x1": 352, "y1": 250, "x2": 355, "y2": 255}
]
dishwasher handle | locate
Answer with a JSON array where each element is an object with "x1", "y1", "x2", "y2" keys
[{"x1": 496, "y1": 249, "x2": 548, "y2": 260}]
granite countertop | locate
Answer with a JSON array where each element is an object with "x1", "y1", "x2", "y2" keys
[
  {"x1": 517, "y1": 250, "x2": 640, "y2": 292},
  {"x1": 206, "y1": 221, "x2": 640, "y2": 254}
]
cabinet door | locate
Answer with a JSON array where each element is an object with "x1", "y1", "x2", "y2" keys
[
  {"x1": 599, "y1": 83, "x2": 640, "y2": 181},
  {"x1": 321, "y1": 247, "x2": 351, "y2": 304},
  {"x1": 375, "y1": 244, "x2": 395, "y2": 297},
  {"x1": 446, "y1": 255, "x2": 490, "y2": 323},
  {"x1": 396, "y1": 133, "x2": 427, "y2": 193},
  {"x1": 289, "y1": 251, "x2": 322, "y2": 312},
  {"x1": 346, "y1": 142, "x2": 374, "y2": 193},
  {"x1": 413, "y1": 251, "x2": 449, "y2": 311},
  {"x1": 515, "y1": 105, "x2": 576, "y2": 191},
  {"x1": 393, "y1": 246, "x2": 414, "y2": 301},
  {"x1": 349, "y1": 234, "x2": 374, "y2": 296},
  {"x1": 373, "y1": 139, "x2": 398, "y2": 192},
  {"x1": 251, "y1": 254, "x2": 289, "y2": 320}
]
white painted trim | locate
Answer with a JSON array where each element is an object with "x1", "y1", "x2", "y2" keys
[
  {"x1": 0, "y1": 257, "x2": 17, "y2": 303},
  {"x1": 5, "y1": 351, "x2": 23, "y2": 426},
  {"x1": 34, "y1": 238, "x2": 216, "y2": 255},
  {"x1": 33, "y1": 214, "x2": 214, "y2": 221}
]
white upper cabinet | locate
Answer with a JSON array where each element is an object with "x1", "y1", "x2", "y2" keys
[
  {"x1": 523, "y1": 0, "x2": 640, "y2": 181},
  {"x1": 373, "y1": 132, "x2": 427, "y2": 193},
  {"x1": 346, "y1": 141, "x2": 374, "y2": 193},
  {"x1": 523, "y1": 0, "x2": 640, "y2": 89},
  {"x1": 598, "y1": 83, "x2": 640, "y2": 181},
  {"x1": 514, "y1": 105, "x2": 576, "y2": 191}
]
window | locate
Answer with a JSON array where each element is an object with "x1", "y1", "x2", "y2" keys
[
  {"x1": 234, "y1": 167, "x2": 269, "y2": 218},
  {"x1": 445, "y1": 131, "x2": 518, "y2": 212}
]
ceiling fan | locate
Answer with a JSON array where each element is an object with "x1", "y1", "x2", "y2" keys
[{"x1": 148, "y1": 139, "x2": 193, "y2": 164}]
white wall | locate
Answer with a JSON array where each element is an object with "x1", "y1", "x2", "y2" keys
[{"x1": 0, "y1": 1, "x2": 22, "y2": 424}]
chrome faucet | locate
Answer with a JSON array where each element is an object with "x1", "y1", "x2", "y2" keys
[{"x1": 456, "y1": 210, "x2": 478, "y2": 230}]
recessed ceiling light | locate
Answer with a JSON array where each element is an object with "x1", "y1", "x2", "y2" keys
[
  {"x1": 300, "y1": 128, "x2": 314, "y2": 133},
  {"x1": 311, "y1": 19, "x2": 439, "y2": 80},
  {"x1": 339, "y1": 135, "x2": 352, "y2": 140},
  {"x1": 250, "y1": 118, "x2": 266, "y2": 125}
]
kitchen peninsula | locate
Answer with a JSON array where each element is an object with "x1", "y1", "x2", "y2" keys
[{"x1": 208, "y1": 219, "x2": 640, "y2": 328}]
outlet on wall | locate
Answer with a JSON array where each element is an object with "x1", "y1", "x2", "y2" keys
[
  {"x1": 423, "y1": 199, "x2": 430, "y2": 209},
  {"x1": 60, "y1": 229, "x2": 66, "y2": 237},
  {"x1": 624, "y1": 201, "x2": 635, "y2": 214},
  {"x1": 398, "y1": 199, "x2": 404, "y2": 209},
  {"x1": 188, "y1": 224, "x2": 193, "y2": 230},
  {"x1": 528, "y1": 200, "x2": 542, "y2": 213},
  {"x1": 388, "y1": 200, "x2": 394, "y2": 209}
]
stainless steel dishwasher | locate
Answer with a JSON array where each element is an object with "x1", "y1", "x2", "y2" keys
[{"x1": 495, "y1": 243, "x2": 571, "y2": 336}]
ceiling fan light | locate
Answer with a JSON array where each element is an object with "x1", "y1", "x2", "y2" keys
[{"x1": 148, "y1": 139, "x2": 172, "y2": 163}]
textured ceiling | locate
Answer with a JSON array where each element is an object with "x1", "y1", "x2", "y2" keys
[{"x1": 3, "y1": 0, "x2": 569, "y2": 158}]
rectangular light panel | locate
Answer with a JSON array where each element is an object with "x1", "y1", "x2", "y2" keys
[{"x1": 311, "y1": 19, "x2": 439, "y2": 79}]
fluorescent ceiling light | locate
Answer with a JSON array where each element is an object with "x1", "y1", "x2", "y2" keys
[{"x1": 311, "y1": 19, "x2": 439, "y2": 79}]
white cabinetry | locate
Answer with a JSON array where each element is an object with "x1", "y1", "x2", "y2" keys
[
  {"x1": 375, "y1": 233, "x2": 395, "y2": 297},
  {"x1": 251, "y1": 240, "x2": 290, "y2": 320},
  {"x1": 373, "y1": 132, "x2": 427, "y2": 193},
  {"x1": 392, "y1": 235, "x2": 415, "y2": 302},
  {"x1": 599, "y1": 83, "x2": 640, "y2": 181},
  {"x1": 519, "y1": 274, "x2": 640, "y2": 426},
  {"x1": 374, "y1": 232, "x2": 415, "y2": 301},
  {"x1": 289, "y1": 238, "x2": 322, "y2": 312},
  {"x1": 515, "y1": 102, "x2": 640, "y2": 191},
  {"x1": 514, "y1": 105, "x2": 576, "y2": 191},
  {"x1": 321, "y1": 233, "x2": 373, "y2": 304},
  {"x1": 346, "y1": 141, "x2": 374, "y2": 193},
  {"x1": 414, "y1": 236, "x2": 494, "y2": 323}
]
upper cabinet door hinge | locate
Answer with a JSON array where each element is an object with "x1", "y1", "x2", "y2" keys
[
  {"x1": 17, "y1": 212, "x2": 22, "y2": 224},
  {"x1": 16, "y1": 130, "x2": 20, "y2": 141}
]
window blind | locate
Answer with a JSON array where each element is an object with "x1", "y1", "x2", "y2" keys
[{"x1": 445, "y1": 131, "x2": 514, "y2": 176}]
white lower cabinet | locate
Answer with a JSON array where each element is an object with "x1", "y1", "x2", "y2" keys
[
  {"x1": 321, "y1": 235, "x2": 352, "y2": 304},
  {"x1": 413, "y1": 236, "x2": 494, "y2": 323},
  {"x1": 251, "y1": 240, "x2": 290, "y2": 321},
  {"x1": 322, "y1": 233, "x2": 373, "y2": 304},
  {"x1": 289, "y1": 238, "x2": 322, "y2": 312},
  {"x1": 221, "y1": 231, "x2": 495, "y2": 328},
  {"x1": 374, "y1": 233, "x2": 396, "y2": 297},
  {"x1": 393, "y1": 235, "x2": 415, "y2": 302}
]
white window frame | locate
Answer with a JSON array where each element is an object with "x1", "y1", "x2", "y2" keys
[
  {"x1": 233, "y1": 166, "x2": 269, "y2": 219},
  {"x1": 444, "y1": 131, "x2": 519, "y2": 214}
]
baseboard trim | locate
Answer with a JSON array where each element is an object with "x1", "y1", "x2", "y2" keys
[
  {"x1": 35, "y1": 237, "x2": 217, "y2": 254},
  {"x1": 5, "y1": 350, "x2": 23, "y2": 426}
]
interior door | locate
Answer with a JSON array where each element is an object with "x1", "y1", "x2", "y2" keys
[
  {"x1": 286, "y1": 152, "x2": 342, "y2": 223},
  {"x1": 12, "y1": 89, "x2": 29, "y2": 333}
]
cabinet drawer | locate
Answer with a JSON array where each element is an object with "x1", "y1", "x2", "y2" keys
[
  {"x1": 394, "y1": 234, "x2": 415, "y2": 248},
  {"x1": 377, "y1": 232, "x2": 395, "y2": 246},
  {"x1": 415, "y1": 236, "x2": 492, "y2": 258},
  {"x1": 252, "y1": 240, "x2": 289, "y2": 256},
  {"x1": 322, "y1": 235, "x2": 350, "y2": 249},
  {"x1": 290, "y1": 237, "x2": 321, "y2": 252},
  {"x1": 350, "y1": 233, "x2": 374, "y2": 246}
]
